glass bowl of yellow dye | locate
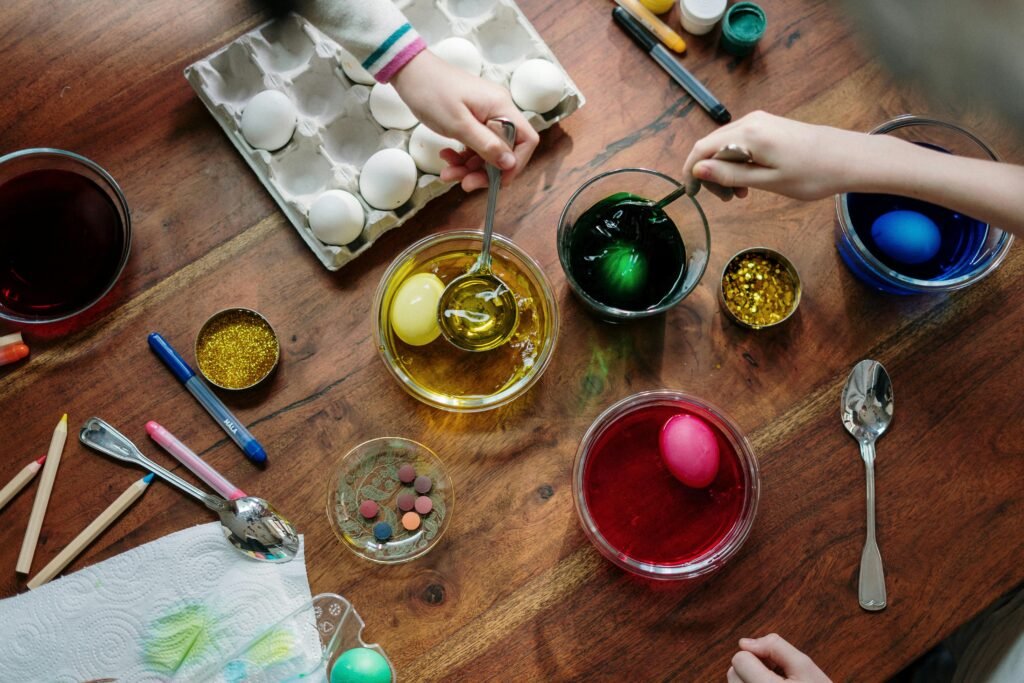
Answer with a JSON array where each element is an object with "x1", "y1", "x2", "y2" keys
[
  {"x1": 195, "y1": 308, "x2": 280, "y2": 389},
  {"x1": 374, "y1": 230, "x2": 558, "y2": 412}
]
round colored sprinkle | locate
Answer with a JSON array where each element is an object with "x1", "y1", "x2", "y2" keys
[
  {"x1": 401, "y1": 512, "x2": 421, "y2": 531},
  {"x1": 414, "y1": 496, "x2": 433, "y2": 514},
  {"x1": 414, "y1": 475, "x2": 432, "y2": 494},
  {"x1": 372, "y1": 522, "x2": 392, "y2": 541},
  {"x1": 358, "y1": 500, "x2": 378, "y2": 519},
  {"x1": 397, "y1": 491, "x2": 415, "y2": 512},
  {"x1": 398, "y1": 464, "x2": 416, "y2": 484}
]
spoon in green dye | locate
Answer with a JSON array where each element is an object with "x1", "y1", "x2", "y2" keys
[
  {"x1": 437, "y1": 118, "x2": 521, "y2": 353},
  {"x1": 80, "y1": 417, "x2": 300, "y2": 563}
]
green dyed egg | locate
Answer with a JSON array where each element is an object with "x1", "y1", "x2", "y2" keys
[
  {"x1": 330, "y1": 647, "x2": 392, "y2": 683},
  {"x1": 599, "y1": 242, "x2": 648, "y2": 296}
]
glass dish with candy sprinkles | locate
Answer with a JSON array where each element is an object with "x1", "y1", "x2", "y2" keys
[{"x1": 327, "y1": 437, "x2": 453, "y2": 564}]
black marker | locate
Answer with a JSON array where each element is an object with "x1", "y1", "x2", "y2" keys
[{"x1": 612, "y1": 7, "x2": 731, "y2": 124}]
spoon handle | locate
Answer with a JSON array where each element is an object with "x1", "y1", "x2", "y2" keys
[
  {"x1": 479, "y1": 118, "x2": 517, "y2": 271},
  {"x1": 80, "y1": 417, "x2": 224, "y2": 511},
  {"x1": 858, "y1": 440, "x2": 887, "y2": 611}
]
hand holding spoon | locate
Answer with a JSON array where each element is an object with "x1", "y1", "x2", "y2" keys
[
  {"x1": 841, "y1": 359, "x2": 893, "y2": 611},
  {"x1": 437, "y1": 118, "x2": 520, "y2": 352},
  {"x1": 679, "y1": 144, "x2": 754, "y2": 201},
  {"x1": 80, "y1": 417, "x2": 300, "y2": 563}
]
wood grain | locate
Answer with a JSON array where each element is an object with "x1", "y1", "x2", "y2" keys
[{"x1": 2, "y1": 0, "x2": 1023, "y2": 680}]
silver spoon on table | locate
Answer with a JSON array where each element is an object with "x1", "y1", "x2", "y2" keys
[
  {"x1": 841, "y1": 359, "x2": 893, "y2": 611},
  {"x1": 80, "y1": 417, "x2": 300, "y2": 563}
]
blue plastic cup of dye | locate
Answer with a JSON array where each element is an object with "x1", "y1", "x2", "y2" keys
[{"x1": 834, "y1": 115, "x2": 1013, "y2": 295}]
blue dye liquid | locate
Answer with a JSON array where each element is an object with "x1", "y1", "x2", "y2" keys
[
  {"x1": 847, "y1": 192, "x2": 988, "y2": 281},
  {"x1": 839, "y1": 142, "x2": 989, "y2": 293}
]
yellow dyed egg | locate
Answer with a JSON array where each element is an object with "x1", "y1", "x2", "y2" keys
[
  {"x1": 640, "y1": 0, "x2": 675, "y2": 13},
  {"x1": 391, "y1": 273, "x2": 445, "y2": 346}
]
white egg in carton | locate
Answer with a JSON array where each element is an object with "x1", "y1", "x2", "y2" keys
[{"x1": 184, "y1": 0, "x2": 585, "y2": 271}]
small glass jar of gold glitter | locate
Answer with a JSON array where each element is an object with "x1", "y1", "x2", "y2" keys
[
  {"x1": 195, "y1": 308, "x2": 280, "y2": 390},
  {"x1": 719, "y1": 248, "x2": 801, "y2": 329}
]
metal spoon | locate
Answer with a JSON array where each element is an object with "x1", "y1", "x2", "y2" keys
[
  {"x1": 436, "y1": 118, "x2": 520, "y2": 352},
  {"x1": 841, "y1": 359, "x2": 893, "y2": 611},
  {"x1": 80, "y1": 417, "x2": 300, "y2": 563}
]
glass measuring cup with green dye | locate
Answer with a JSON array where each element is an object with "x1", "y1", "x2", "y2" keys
[{"x1": 437, "y1": 119, "x2": 520, "y2": 352}]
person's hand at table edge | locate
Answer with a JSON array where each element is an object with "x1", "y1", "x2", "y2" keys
[{"x1": 727, "y1": 634, "x2": 832, "y2": 683}]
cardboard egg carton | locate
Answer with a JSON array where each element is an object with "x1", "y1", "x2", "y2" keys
[{"x1": 184, "y1": 1, "x2": 584, "y2": 271}]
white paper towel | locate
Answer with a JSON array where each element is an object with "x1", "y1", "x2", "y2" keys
[{"x1": 0, "y1": 522, "x2": 319, "y2": 682}]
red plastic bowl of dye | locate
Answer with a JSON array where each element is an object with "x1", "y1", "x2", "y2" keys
[{"x1": 572, "y1": 390, "x2": 760, "y2": 580}]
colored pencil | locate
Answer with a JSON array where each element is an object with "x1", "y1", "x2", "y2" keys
[
  {"x1": 27, "y1": 474, "x2": 154, "y2": 589},
  {"x1": 0, "y1": 456, "x2": 45, "y2": 512},
  {"x1": 16, "y1": 414, "x2": 68, "y2": 575}
]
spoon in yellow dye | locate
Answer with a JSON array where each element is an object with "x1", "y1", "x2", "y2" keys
[{"x1": 437, "y1": 118, "x2": 520, "y2": 352}]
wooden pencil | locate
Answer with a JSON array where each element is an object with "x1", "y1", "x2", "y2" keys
[
  {"x1": 27, "y1": 474, "x2": 153, "y2": 589},
  {"x1": 0, "y1": 456, "x2": 45, "y2": 513},
  {"x1": 16, "y1": 414, "x2": 68, "y2": 574}
]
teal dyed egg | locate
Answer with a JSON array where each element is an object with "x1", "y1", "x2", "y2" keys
[
  {"x1": 870, "y1": 210, "x2": 941, "y2": 265},
  {"x1": 330, "y1": 647, "x2": 392, "y2": 683}
]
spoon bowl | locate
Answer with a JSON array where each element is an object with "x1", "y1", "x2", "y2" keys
[
  {"x1": 79, "y1": 417, "x2": 300, "y2": 563},
  {"x1": 437, "y1": 118, "x2": 520, "y2": 352}
]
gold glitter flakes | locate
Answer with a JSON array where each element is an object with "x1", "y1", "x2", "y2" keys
[
  {"x1": 721, "y1": 250, "x2": 801, "y2": 329},
  {"x1": 195, "y1": 309, "x2": 279, "y2": 389}
]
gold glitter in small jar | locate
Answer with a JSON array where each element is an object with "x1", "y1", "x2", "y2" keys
[
  {"x1": 720, "y1": 249, "x2": 801, "y2": 329},
  {"x1": 195, "y1": 309, "x2": 280, "y2": 389}
]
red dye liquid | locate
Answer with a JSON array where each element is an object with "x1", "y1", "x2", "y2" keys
[
  {"x1": 583, "y1": 404, "x2": 745, "y2": 565},
  {"x1": 0, "y1": 169, "x2": 125, "y2": 318}
]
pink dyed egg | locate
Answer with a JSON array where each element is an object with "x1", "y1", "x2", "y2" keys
[{"x1": 659, "y1": 414, "x2": 720, "y2": 489}]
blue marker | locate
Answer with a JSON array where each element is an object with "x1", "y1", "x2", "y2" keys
[{"x1": 148, "y1": 332, "x2": 268, "y2": 465}]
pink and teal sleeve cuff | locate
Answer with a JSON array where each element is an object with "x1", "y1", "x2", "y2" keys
[{"x1": 362, "y1": 22, "x2": 427, "y2": 83}]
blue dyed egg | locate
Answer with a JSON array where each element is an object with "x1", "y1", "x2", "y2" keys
[{"x1": 870, "y1": 210, "x2": 941, "y2": 265}]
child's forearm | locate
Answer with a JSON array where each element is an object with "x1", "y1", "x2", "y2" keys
[{"x1": 854, "y1": 135, "x2": 1024, "y2": 236}]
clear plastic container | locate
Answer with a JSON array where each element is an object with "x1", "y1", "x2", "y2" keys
[
  {"x1": 834, "y1": 115, "x2": 1014, "y2": 294},
  {"x1": 194, "y1": 593, "x2": 394, "y2": 682}
]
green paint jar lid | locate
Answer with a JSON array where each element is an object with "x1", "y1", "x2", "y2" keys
[{"x1": 721, "y1": 2, "x2": 767, "y2": 57}]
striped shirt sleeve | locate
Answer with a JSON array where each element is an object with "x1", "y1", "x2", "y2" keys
[{"x1": 301, "y1": 1, "x2": 427, "y2": 83}]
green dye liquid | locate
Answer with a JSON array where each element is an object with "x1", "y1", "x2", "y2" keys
[{"x1": 566, "y1": 192, "x2": 686, "y2": 311}]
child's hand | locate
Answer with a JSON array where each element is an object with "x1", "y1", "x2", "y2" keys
[
  {"x1": 682, "y1": 111, "x2": 874, "y2": 202},
  {"x1": 392, "y1": 50, "x2": 539, "y2": 192},
  {"x1": 727, "y1": 634, "x2": 832, "y2": 683}
]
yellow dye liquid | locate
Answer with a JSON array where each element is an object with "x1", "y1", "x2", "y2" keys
[
  {"x1": 439, "y1": 274, "x2": 520, "y2": 352},
  {"x1": 381, "y1": 247, "x2": 554, "y2": 407}
]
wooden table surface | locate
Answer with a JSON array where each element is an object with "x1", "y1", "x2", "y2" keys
[{"x1": 2, "y1": 0, "x2": 1022, "y2": 680}]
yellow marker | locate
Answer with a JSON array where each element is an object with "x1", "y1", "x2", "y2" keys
[{"x1": 614, "y1": 0, "x2": 686, "y2": 53}]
